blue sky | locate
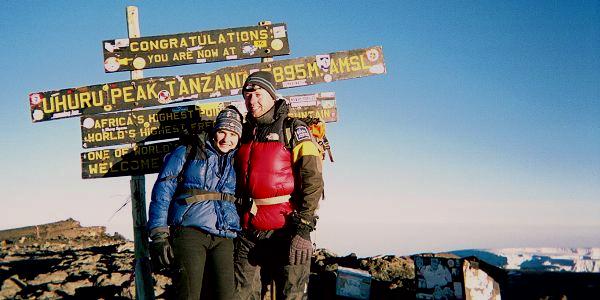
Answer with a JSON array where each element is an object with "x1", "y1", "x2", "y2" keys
[{"x1": 1, "y1": 1, "x2": 599, "y2": 256}]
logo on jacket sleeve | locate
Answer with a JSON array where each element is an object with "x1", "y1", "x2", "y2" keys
[{"x1": 294, "y1": 126, "x2": 311, "y2": 141}]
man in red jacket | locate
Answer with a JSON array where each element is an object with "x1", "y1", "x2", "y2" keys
[{"x1": 234, "y1": 71, "x2": 324, "y2": 299}]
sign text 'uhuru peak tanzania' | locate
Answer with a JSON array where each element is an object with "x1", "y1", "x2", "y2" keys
[{"x1": 29, "y1": 46, "x2": 384, "y2": 123}]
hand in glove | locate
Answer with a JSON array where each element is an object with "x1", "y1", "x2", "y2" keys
[
  {"x1": 150, "y1": 233, "x2": 174, "y2": 270},
  {"x1": 289, "y1": 235, "x2": 312, "y2": 265}
]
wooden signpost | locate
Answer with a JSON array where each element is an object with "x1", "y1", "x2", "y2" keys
[
  {"x1": 28, "y1": 5, "x2": 386, "y2": 299},
  {"x1": 123, "y1": 7, "x2": 154, "y2": 300}
]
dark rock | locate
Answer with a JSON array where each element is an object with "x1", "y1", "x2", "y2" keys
[{"x1": 0, "y1": 276, "x2": 24, "y2": 298}]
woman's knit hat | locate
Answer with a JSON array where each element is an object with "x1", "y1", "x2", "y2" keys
[{"x1": 213, "y1": 107, "x2": 243, "y2": 137}]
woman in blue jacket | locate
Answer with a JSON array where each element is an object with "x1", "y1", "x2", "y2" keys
[{"x1": 148, "y1": 107, "x2": 243, "y2": 300}]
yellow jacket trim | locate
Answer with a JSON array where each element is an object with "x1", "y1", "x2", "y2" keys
[{"x1": 292, "y1": 140, "x2": 321, "y2": 163}]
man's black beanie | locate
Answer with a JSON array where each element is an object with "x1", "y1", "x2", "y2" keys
[{"x1": 242, "y1": 71, "x2": 278, "y2": 100}]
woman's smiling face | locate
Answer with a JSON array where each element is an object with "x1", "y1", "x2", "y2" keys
[{"x1": 213, "y1": 129, "x2": 239, "y2": 153}]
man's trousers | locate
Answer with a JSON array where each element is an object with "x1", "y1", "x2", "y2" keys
[{"x1": 234, "y1": 230, "x2": 310, "y2": 300}]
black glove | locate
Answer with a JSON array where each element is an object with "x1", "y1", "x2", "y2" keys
[
  {"x1": 150, "y1": 233, "x2": 174, "y2": 270},
  {"x1": 289, "y1": 234, "x2": 312, "y2": 265}
]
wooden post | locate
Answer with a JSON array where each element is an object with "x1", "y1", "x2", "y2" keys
[
  {"x1": 127, "y1": 6, "x2": 155, "y2": 300},
  {"x1": 258, "y1": 20, "x2": 276, "y2": 300},
  {"x1": 259, "y1": 20, "x2": 274, "y2": 64}
]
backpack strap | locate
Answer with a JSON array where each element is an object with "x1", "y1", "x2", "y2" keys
[
  {"x1": 154, "y1": 144, "x2": 197, "y2": 183},
  {"x1": 155, "y1": 133, "x2": 207, "y2": 187},
  {"x1": 181, "y1": 131, "x2": 209, "y2": 173},
  {"x1": 174, "y1": 132, "x2": 208, "y2": 195},
  {"x1": 177, "y1": 143, "x2": 197, "y2": 183},
  {"x1": 178, "y1": 190, "x2": 237, "y2": 203},
  {"x1": 282, "y1": 117, "x2": 294, "y2": 150},
  {"x1": 322, "y1": 135, "x2": 334, "y2": 163}
]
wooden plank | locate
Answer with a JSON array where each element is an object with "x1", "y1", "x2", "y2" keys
[
  {"x1": 80, "y1": 93, "x2": 337, "y2": 149},
  {"x1": 103, "y1": 23, "x2": 290, "y2": 72},
  {"x1": 30, "y1": 46, "x2": 384, "y2": 122}
]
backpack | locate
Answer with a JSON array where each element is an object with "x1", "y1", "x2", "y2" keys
[{"x1": 283, "y1": 117, "x2": 334, "y2": 162}]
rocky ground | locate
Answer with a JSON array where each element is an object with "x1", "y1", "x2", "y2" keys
[
  {"x1": 0, "y1": 219, "x2": 159, "y2": 299},
  {"x1": 3, "y1": 219, "x2": 599, "y2": 299},
  {"x1": 0, "y1": 219, "x2": 415, "y2": 299}
]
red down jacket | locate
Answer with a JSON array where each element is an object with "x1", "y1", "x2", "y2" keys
[{"x1": 236, "y1": 100, "x2": 323, "y2": 231}]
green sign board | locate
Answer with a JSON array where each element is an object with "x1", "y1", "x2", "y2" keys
[
  {"x1": 81, "y1": 95, "x2": 338, "y2": 178},
  {"x1": 30, "y1": 46, "x2": 384, "y2": 122},
  {"x1": 81, "y1": 141, "x2": 178, "y2": 179},
  {"x1": 103, "y1": 23, "x2": 290, "y2": 72},
  {"x1": 81, "y1": 93, "x2": 337, "y2": 149}
]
